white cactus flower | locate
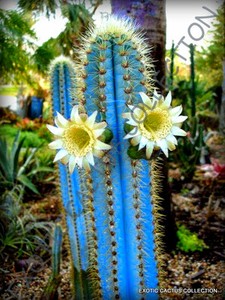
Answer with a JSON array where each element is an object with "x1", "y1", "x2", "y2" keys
[
  {"x1": 47, "y1": 106, "x2": 111, "y2": 173},
  {"x1": 123, "y1": 90, "x2": 188, "y2": 158}
]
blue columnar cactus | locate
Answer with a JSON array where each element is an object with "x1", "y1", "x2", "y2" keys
[
  {"x1": 50, "y1": 57, "x2": 92, "y2": 298},
  {"x1": 49, "y1": 18, "x2": 187, "y2": 300},
  {"x1": 77, "y1": 19, "x2": 159, "y2": 300}
]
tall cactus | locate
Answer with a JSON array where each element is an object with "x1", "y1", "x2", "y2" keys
[{"x1": 48, "y1": 17, "x2": 187, "y2": 300}]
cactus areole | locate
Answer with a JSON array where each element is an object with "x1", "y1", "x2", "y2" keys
[{"x1": 48, "y1": 17, "x2": 187, "y2": 300}]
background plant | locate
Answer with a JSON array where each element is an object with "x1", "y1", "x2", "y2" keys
[
  {"x1": 0, "y1": 8, "x2": 36, "y2": 85},
  {"x1": 176, "y1": 224, "x2": 208, "y2": 253},
  {"x1": 0, "y1": 131, "x2": 54, "y2": 195},
  {"x1": 0, "y1": 187, "x2": 52, "y2": 259}
]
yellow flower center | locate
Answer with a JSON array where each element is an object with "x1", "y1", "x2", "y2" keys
[
  {"x1": 141, "y1": 108, "x2": 172, "y2": 141},
  {"x1": 63, "y1": 124, "x2": 94, "y2": 156}
]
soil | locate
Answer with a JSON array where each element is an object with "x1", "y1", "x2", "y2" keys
[{"x1": 0, "y1": 135, "x2": 224, "y2": 300}]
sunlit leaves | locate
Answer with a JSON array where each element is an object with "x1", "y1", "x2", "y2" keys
[
  {"x1": 18, "y1": 0, "x2": 58, "y2": 18},
  {"x1": 0, "y1": 9, "x2": 36, "y2": 84}
]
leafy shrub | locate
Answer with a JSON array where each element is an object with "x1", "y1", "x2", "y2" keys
[
  {"x1": 0, "y1": 131, "x2": 54, "y2": 196},
  {"x1": 176, "y1": 224, "x2": 208, "y2": 253},
  {"x1": 30, "y1": 146, "x2": 55, "y2": 185},
  {"x1": 0, "y1": 188, "x2": 52, "y2": 259},
  {"x1": 0, "y1": 124, "x2": 48, "y2": 147},
  {"x1": 170, "y1": 117, "x2": 206, "y2": 180},
  {"x1": 0, "y1": 131, "x2": 40, "y2": 194},
  {"x1": 37, "y1": 123, "x2": 52, "y2": 142}
]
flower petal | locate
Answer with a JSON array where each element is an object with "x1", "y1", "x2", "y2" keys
[
  {"x1": 69, "y1": 155, "x2": 76, "y2": 173},
  {"x1": 86, "y1": 152, "x2": 95, "y2": 166},
  {"x1": 47, "y1": 124, "x2": 64, "y2": 136},
  {"x1": 146, "y1": 141, "x2": 154, "y2": 159},
  {"x1": 170, "y1": 105, "x2": 182, "y2": 117},
  {"x1": 138, "y1": 136, "x2": 148, "y2": 150},
  {"x1": 124, "y1": 128, "x2": 139, "y2": 139},
  {"x1": 131, "y1": 135, "x2": 141, "y2": 146},
  {"x1": 94, "y1": 128, "x2": 106, "y2": 138},
  {"x1": 71, "y1": 105, "x2": 82, "y2": 123},
  {"x1": 95, "y1": 140, "x2": 111, "y2": 150},
  {"x1": 166, "y1": 133, "x2": 178, "y2": 145},
  {"x1": 167, "y1": 141, "x2": 176, "y2": 151},
  {"x1": 93, "y1": 121, "x2": 107, "y2": 130},
  {"x1": 139, "y1": 92, "x2": 152, "y2": 107},
  {"x1": 163, "y1": 91, "x2": 172, "y2": 107},
  {"x1": 76, "y1": 157, "x2": 83, "y2": 168},
  {"x1": 82, "y1": 158, "x2": 91, "y2": 171},
  {"x1": 122, "y1": 112, "x2": 132, "y2": 119},
  {"x1": 156, "y1": 139, "x2": 169, "y2": 157},
  {"x1": 48, "y1": 139, "x2": 63, "y2": 149},
  {"x1": 61, "y1": 155, "x2": 69, "y2": 165},
  {"x1": 172, "y1": 115, "x2": 188, "y2": 124},
  {"x1": 171, "y1": 126, "x2": 187, "y2": 136},
  {"x1": 53, "y1": 149, "x2": 68, "y2": 162},
  {"x1": 153, "y1": 89, "x2": 163, "y2": 102},
  {"x1": 128, "y1": 104, "x2": 135, "y2": 111},
  {"x1": 86, "y1": 110, "x2": 98, "y2": 128},
  {"x1": 93, "y1": 149, "x2": 104, "y2": 158},
  {"x1": 56, "y1": 112, "x2": 68, "y2": 127}
]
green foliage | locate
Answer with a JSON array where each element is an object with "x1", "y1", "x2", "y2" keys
[
  {"x1": 172, "y1": 117, "x2": 205, "y2": 180},
  {"x1": 0, "y1": 188, "x2": 51, "y2": 258},
  {"x1": 0, "y1": 131, "x2": 54, "y2": 196},
  {"x1": 195, "y1": 4, "x2": 224, "y2": 88},
  {"x1": 173, "y1": 78, "x2": 216, "y2": 119},
  {"x1": 32, "y1": 38, "x2": 61, "y2": 74},
  {"x1": 0, "y1": 124, "x2": 50, "y2": 147},
  {"x1": 32, "y1": 146, "x2": 55, "y2": 184},
  {"x1": 0, "y1": 9, "x2": 36, "y2": 84},
  {"x1": 0, "y1": 85, "x2": 19, "y2": 96},
  {"x1": 37, "y1": 124, "x2": 52, "y2": 142},
  {"x1": 0, "y1": 131, "x2": 40, "y2": 194},
  {"x1": 177, "y1": 224, "x2": 208, "y2": 253},
  {"x1": 18, "y1": 0, "x2": 58, "y2": 18},
  {"x1": 56, "y1": 3, "x2": 93, "y2": 57},
  {"x1": 22, "y1": 1, "x2": 96, "y2": 74}
]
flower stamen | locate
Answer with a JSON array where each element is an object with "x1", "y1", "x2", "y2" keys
[{"x1": 142, "y1": 108, "x2": 172, "y2": 141}]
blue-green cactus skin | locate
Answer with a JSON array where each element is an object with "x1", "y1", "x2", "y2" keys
[
  {"x1": 50, "y1": 18, "x2": 160, "y2": 300},
  {"x1": 112, "y1": 39, "x2": 158, "y2": 298},
  {"x1": 50, "y1": 60, "x2": 91, "y2": 299},
  {"x1": 84, "y1": 41, "x2": 129, "y2": 299},
  {"x1": 52, "y1": 224, "x2": 63, "y2": 278}
]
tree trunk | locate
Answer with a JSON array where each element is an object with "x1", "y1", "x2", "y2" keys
[
  {"x1": 219, "y1": 60, "x2": 225, "y2": 135},
  {"x1": 111, "y1": 0, "x2": 166, "y2": 89},
  {"x1": 111, "y1": 0, "x2": 177, "y2": 251}
]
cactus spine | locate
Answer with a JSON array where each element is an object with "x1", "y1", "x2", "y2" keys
[{"x1": 50, "y1": 18, "x2": 163, "y2": 300}]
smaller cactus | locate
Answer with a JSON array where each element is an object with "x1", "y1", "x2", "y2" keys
[{"x1": 42, "y1": 224, "x2": 63, "y2": 300}]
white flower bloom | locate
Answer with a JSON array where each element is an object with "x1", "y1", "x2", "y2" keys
[
  {"x1": 47, "y1": 106, "x2": 111, "y2": 173},
  {"x1": 123, "y1": 90, "x2": 188, "y2": 158}
]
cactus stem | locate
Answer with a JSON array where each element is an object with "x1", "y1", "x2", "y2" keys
[
  {"x1": 131, "y1": 159, "x2": 146, "y2": 292},
  {"x1": 66, "y1": 170, "x2": 85, "y2": 298},
  {"x1": 83, "y1": 170, "x2": 103, "y2": 299},
  {"x1": 104, "y1": 155, "x2": 121, "y2": 296}
]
